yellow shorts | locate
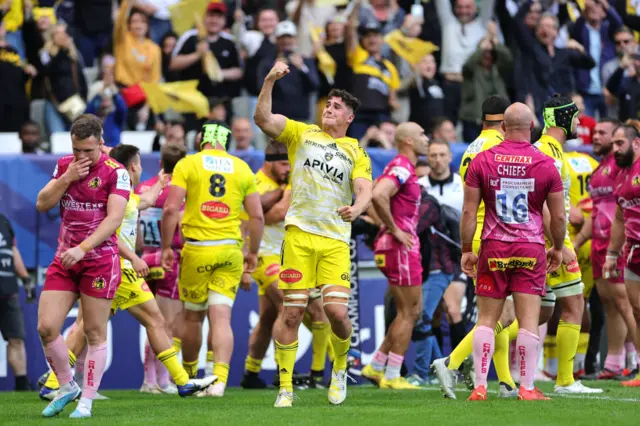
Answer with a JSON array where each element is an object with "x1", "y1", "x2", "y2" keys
[
  {"x1": 178, "y1": 242, "x2": 244, "y2": 304},
  {"x1": 579, "y1": 239, "x2": 594, "y2": 298},
  {"x1": 251, "y1": 255, "x2": 280, "y2": 296},
  {"x1": 279, "y1": 226, "x2": 351, "y2": 291},
  {"x1": 545, "y1": 235, "x2": 584, "y2": 298},
  {"x1": 111, "y1": 268, "x2": 155, "y2": 312}
]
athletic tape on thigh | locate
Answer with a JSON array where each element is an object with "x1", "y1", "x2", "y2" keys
[
  {"x1": 552, "y1": 281, "x2": 584, "y2": 299},
  {"x1": 322, "y1": 290, "x2": 349, "y2": 307},
  {"x1": 283, "y1": 293, "x2": 308, "y2": 308},
  {"x1": 208, "y1": 290, "x2": 234, "y2": 307}
]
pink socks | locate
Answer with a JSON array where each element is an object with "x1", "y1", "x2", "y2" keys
[
  {"x1": 517, "y1": 329, "x2": 540, "y2": 391},
  {"x1": 82, "y1": 342, "x2": 108, "y2": 400},
  {"x1": 43, "y1": 335, "x2": 73, "y2": 386},
  {"x1": 473, "y1": 326, "x2": 495, "y2": 387}
]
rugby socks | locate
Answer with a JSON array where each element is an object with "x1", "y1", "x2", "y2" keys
[
  {"x1": 245, "y1": 355, "x2": 263, "y2": 374},
  {"x1": 556, "y1": 321, "x2": 580, "y2": 386},
  {"x1": 143, "y1": 339, "x2": 157, "y2": 386},
  {"x1": 517, "y1": 329, "x2": 540, "y2": 391},
  {"x1": 75, "y1": 345, "x2": 87, "y2": 375},
  {"x1": 213, "y1": 362, "x2": 230, "y2": 385},
  {"x1": 158, "y1": 348, "x2": 188, "y2": 386},
  {"x1": 311, "y1": 322, "x2": 330, "y2": 372},
  {"x1": 625, "y1": 341, "x2": 638, "y2": 371},
  {"x1": 543, "y1": 335, "x2": 558, "y2": 376},
  {"x1": 508, "y1": 320, "x2": 520, "y2": 341},
  {"x1": 172, "y1": 337, "x2": 182, "y2": 354},
  {"x1": 472, "y1": 326, "x2": 495, "y2": 388},
  {"x1": 371, "y1": 350, "x2": 388, "y2": 372},
  {"x1": 275, "y1": 340, "x2": 298, "y2": 393},
  {"x1": 331, "y1": 330, "x2": 351, "y2": 372},
  {"x1": 155, "y1": 358, "x2": 170, "y2": 388},
  {"x1": 448, "y1": 325, "x2": 476, "y2": 370},
  {"x1": 182, "y1": 360, "x2": 199, "y2": 379},
  {"x1": 604, "y1": 351, "x2": 625, "y2": 372},
  {"x1": 385, "y1": 352, "x2": 403, "y2": 380},
  {"x1": 42, "y1": 335, "x2": 73, "y2": 387},
  {"x1": 574, "y1": 332, "x2": 589, "y2": 373},
  {"x1": 206, "y1": 350, "x2": 215, "y2": 377},
  {"x1": 81, "y1": 341, "x2": 108, "y2": 409},
  {"x1": 327, "y1": 338, "x2": 335, "y2": 363},
  {"x1": 494, "y1": 324, "x2": 516, "y2": 388}
]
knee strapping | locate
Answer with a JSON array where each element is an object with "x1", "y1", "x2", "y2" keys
[
  {"x1": 283, "y1": 293, "x2": 308, "y2": 308},
  {"x1": 322, "y1": 289, "x2": 349, "y2": 307}
]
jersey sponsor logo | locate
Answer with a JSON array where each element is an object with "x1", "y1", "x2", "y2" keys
[
  {"x1": 466, "y1": 138, "x2": 484, "y2": 155},
  {"x1": 488, "y1": 257, "x2": 537, "y2": 271},
  {"x1": 61, "y1": 194, "x2": 104, "y2": 211},
  {"x1": 341, "y1": 272, "x2": 350, "y2": 281},
  {"x1": 500, "y1": 178, "x2": 535, "y2": 192},
  {"x1": 619, "y1": 197, "x2": 640, "y2": 209},
  {"x1": 303, "y1": 158, "x2": 345, "y2": 183},
  {"x1": 280, "y1": 268, "x2": 302, "y2": 283},
  {"x1": 494, "y1": 154, "x2": 532, "y2": 164},
  {"x1": 201, "y1": 201, "x2": 230, "y2": 219},
  {"x1": 88, "y1": 177, "x2": 102, "y2": 189},
  {"x1": 304, "y1": 140, "x2": 354, "y2": 165},
  {"x1": 203, "y1": 156, "x2": 234, "y2": 173},
  {"x1": 389, "y1": 166, "x2": 411, "y2": 184},
  {"x1": 105, "y1": 159, "x2": 121, "y2": 169},
  {"x1": 265, "y1": 263, "x2": 280, "y2": 277},
  {"x1": 92, "y1": 277, "x2": 106, "y2": 290},
  {"x1": 116, "y1": 169, "x2": 131, "y2": 191},
  {"x1": 568, "y1": 157, "x2": 594, "y2": 173},
  {"x1": 197, "y1": 261, "x2": 232, "y2": 273},
  {"x1": 489, "y1": 177, "x2": 500, "y2": 189},
  {"x1": 590, "y1": 185, "x2": 613, "y2": 197},
  {"x1": 497, "y1": 164, "x2": 527, "y2": 177},
  {"x1": 374, "y1": 253, "x2": 386, "y2": 268}
]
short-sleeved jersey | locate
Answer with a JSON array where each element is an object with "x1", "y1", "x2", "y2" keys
[
  {"x1": 590, "y1": 153, "x2": 623, "y2": 242},
  {"x1": 0, "y1": 214, "x2": 17, "y2": 296},
  {"x1": 171, "y1": 150, "x2": 257, "y2": 244},
  {"x1": 534, "y1": 135, "x2": 572, "y2": 221},
  {"x1": 459, "y1": 129, "x2": 505, "y2": 241},
  {"x1": 465, "y1": 141, "x2": 564, "y2": 245},
  {"x1": 116, "y1": 192, "x2": 140, "y2": 268},
  {"x1": 136, "y1": 176, "x2": 183, "y2": 250},
  {"x1": 255, "y1": 169, "x2": 286, "y2": 257},
  {"x1": 614, "y1": 158, "x2": 640, "y2": 243},
  {"x1": 276, "y1": 119, "x2": 373, "y2": 244},
  {"x1": 374, "y1": 155, "x2": 421, "y2": 252},
  {"x1": 53, "y1": 154, "x2": 131, "y2": 259},
  {"x1": 565, "y1": 151, "x2": 600, "y2": 238}
]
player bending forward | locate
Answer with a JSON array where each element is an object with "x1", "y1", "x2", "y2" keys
[
  {"x1": 461, "y1": 103, "x2": 566, "y2": 401},
  {"x1": 255, "y1": 62, "x2": 373, "y2": 407}
]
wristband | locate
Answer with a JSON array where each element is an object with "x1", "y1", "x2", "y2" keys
[
  {"x1": 462, "y1": 242, "x2": 473, "y2": 253},
  {"x1": 606, "y1": 255, "x2": 618, "y2": 261},
  {"x1": 607, "y1": 249, "x2": 619, "y2": 256},
  {"x1": 79, "y1": 241, "x2": 91, "y2": 253}
]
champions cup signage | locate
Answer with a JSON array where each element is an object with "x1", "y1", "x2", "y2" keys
[{"x1": 347, "y1": 232, "x2": 363, "y2": 377}]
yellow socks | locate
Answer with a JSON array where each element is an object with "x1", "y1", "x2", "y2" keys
[
  {"x1": 172, "y1": 337, "x2": 182, "y2": 354},
  {"x1": 574, "y1": 332, "x2": 589, "y2": 373},
  {"x1": 556, "y1": 321, "x2": 580, "y2": 386},
  {"x1": 45, "y1": 349, "x2": 76, "y2": 389},
  {"x1": 311, "y1": 322, "x2": 330, "y2": 372},
  {"x1": 214, "y1": 363, "x2": 230, "y2": 385},
  {"x1": 158, "y1": 348, "x2": 189, "y2": 386},
  {"x1": 330, "y1": 330, "x2": 351, "y2": 372},
  {"x1": 508, "y1": 319, "x2": 519, "y2": 341},
  {"x1": 275, "y1": 340, "x2": 298, "y2": 392},
  {"x1": 206, "y1": 350, "x2": 214, "y2": 364},
  {"x1": 182, "y1": 359, "x2": 199, "y2": 379},
  {"x1": 494, "y1": 325, "x2": 516, "y2": 388},
  {"x1": 327, "y1": 337, "x2": 335, "y2": 363},
  {"x1": 245, "y1": 355, "x2": 262, "y2": 374},
  {"x1": 448, "y1": 325, "x2": 476, "y2": 370}
]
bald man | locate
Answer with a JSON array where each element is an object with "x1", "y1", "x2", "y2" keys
[
  {"x1": 461, "y1": 103, "x2": 566, "y2": 401},
  {"x1": 360, "y1": 122, "x2": 429, "y2": 390}
]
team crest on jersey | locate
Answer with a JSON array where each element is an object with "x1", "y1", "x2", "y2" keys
[
  {"x1": 92, "y1": 277, "x2": 106, "y2": 290},
  {"x1": 88, "y1": 177, "x2": 101, "y2": 189},
  {"x1": 633, "y1": 175, "x2": 640, "y2": 187},
  {"x1": 325, "y1": 152, "x2": 334, "y2": 162},
  {"x1": 602, "y1": 166, "x2": 611, "y2": 176}
]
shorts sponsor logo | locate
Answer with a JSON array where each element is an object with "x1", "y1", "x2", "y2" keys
[
  {"x1": 201, "y1": 201, "x2": 230, "y2": 219},
  {"x1": 92, "y1": 277, "x2": 106, "y2": 290},
  {"x1": 488, "y1": 257, "x2": 537, "y2": 271},
  {"x1": 182, "y1": 288, "x2": 188, "y2": 298},
  {"x1": 494, "y1": 154, "x2": 532, "y2": 164},
  {"x1": 147, "y1": 267, "x2": 165, "y2": 280},
  {"x1": 341, "y1": 272, "x2": 350, "y2": 281},
  {"x1": 280, "y1": 269, "x2": 302, "y2": 283},
  {"x1": 88, "y1": 177, "x2": 101, "y2": 189},
  {"x1": 197, "y1": 261, "x2": 232, "y2": 273},
  {"x1": 477, "y1": 275, "x2": 494, "y2": 292},
  {"x1": 566, "y1": 260, "x2": 580, "y2": 273},
  {"x1": 374, "y1": 254, "x2": 386, "y2": 268},
  {"x1": 265, "y1": 263, "x2": 280, "y2": 277}
]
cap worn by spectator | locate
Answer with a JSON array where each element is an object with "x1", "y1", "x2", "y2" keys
[
  {"x1": 358, "y1": 21, "x2": 382, "y2": 37},
  {"x1": 207, "y1": 1, "x2": 227, "y2": 15},
  {"x1": 275, "y1": 21, "x2": 297, "y2": 38}
]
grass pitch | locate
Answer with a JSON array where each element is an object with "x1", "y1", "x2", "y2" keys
[{"x1": 0, "y1": 380, "x2": 638, "y2": 425}]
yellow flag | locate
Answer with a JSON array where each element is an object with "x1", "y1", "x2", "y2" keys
[
  {"x1": 310, "y1": 27, "x2": 337, "y2": 85},
  {"x1": 141, "y1": 81, "x2": 210, "y2": 118},
  {"x1": 314, "y1": 0, "x2": 350, "y2": 5},
  {"x1": 384, "y1": 29, "x2": 439, "y2": 66},
  {"x1": 169, "y1": 0, "x2": 210, "y2": 35}
]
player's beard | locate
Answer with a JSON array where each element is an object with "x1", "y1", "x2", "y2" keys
[{"x1": 614, "y1": 146, "x2": 635, "y2": 168}]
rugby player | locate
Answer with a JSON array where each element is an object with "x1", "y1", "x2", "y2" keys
[
  {"x1": 161, "y1": 120, "x2": 264, "y2": 397},
  {"x1": 603, "y1": 121, "x2": 640, "y2": 387},
  {"x1": 255, "y1": 62, "x2": 373, "y2": 407},
  {"x1": 461, "y1": 103, "x2": 566, "y2": 401},
  {"x1": 361, "y1": 122, "x2": 429, "y2": 390}
]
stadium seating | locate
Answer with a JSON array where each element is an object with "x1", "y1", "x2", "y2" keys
[
  {"x1": 0, "y1": 133, "x2": 22, "y2": 154},
  {"x1": 50, "y1": 132, "x2": 72, "y2": 154},
  {"x1": 121, "y1": 131, "x2": 155, "y2": 153}
]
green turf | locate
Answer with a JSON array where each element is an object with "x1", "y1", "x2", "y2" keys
[{"x1": 0, "y1": 381, "x2": 638, "y2": 425}]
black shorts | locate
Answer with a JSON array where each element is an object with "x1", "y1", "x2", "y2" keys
[{"x1": 0, "y1": 294, "x2": 25, "y2": 340}]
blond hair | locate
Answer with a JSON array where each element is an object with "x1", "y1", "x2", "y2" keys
[{"x1": 42, "y1": 23, "x2": 79, "y2": 62}]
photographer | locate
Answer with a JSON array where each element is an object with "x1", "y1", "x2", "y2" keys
[
  {"x1": 0, "y1": 213, "x2": 35, "y2": 391},
  {"x1": 85, "y1": 83, "x2": 128, "y2": 147}
]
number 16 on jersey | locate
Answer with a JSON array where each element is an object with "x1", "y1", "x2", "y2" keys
[{"x1": 493, "y1": 177, "x2": 535, "y2": 224}]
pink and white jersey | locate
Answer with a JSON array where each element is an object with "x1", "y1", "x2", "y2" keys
[
  {"x1": 590, "y1": 154, "x2": 622, "y2": 242},
  {"x1": 53, "y1": 154, "x2": 131, "y2": 259},
  {"x1": 136, "y1": 176, "x2": 183, "y2": 252},
  {"x1": 614, "y1": 157, "x2": 640, "y2": 243},
  {"x1": 374, "y1": 155, "x2": 421, "y2": 252},
  {"x1": 466, "y1": 141, "x2": 563, "y2": 245}
]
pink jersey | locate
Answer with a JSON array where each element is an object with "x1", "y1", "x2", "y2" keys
[
  {"x1": 465, "y1": 141, "x2": 563, "y2": 245},
  {"x1": 590, "y1": 154, "x2": 622, "y2": 242},
  {"x1": 53, "y1": 154, "x2": 131, "y2": 259},
  {"x1": 614, "y1": 157, "x2": 640, "y2": 243},
  {"x1": 373, "y1": 155, "x2": 421, "y2": 252},
  {"x1": 136, "y1": 176, "x2": 183, "y2": 251}
]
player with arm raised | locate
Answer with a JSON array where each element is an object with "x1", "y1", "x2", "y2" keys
[
  {"x1": 255, "y1": 61, "x2": 373, "y2": 408},
  {"x1": 462, "y1": 103, "x2": 565, "y2": 401}
]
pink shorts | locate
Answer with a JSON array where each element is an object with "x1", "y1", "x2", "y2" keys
[
  {"x1": 624, "y1": 241, "x2": 640, "y2": 279},
  {"x1": 592, "y1": 238, "x2": 625, "y2": 283},
  {"x1": 476, "y1": 240, "x2": 546, "y2": 299},
  {"x1": 374, "y1": 248, "x2": 423, "y2": 287},
  {"x1": 44, "y1": 253, "x2": 121, "y2": 299},
  {"x1": 142, "y1": 249, "x2": 180, "y2": 300}
]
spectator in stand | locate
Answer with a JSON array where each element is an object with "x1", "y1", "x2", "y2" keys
[
  {"x1": 606, "y1": 47, "x2": 640, "y2": 122},
  {"x1": 132, "y1": 0, "x2": 180, "y2": 45},
  {"x1": 170, "y1": 1, "x2": 243, "y2": 125},
  {"x1": 409, "y1": 54, "x2": 445, "y2": 133},
  {"x1": 0, "y1": 20, "x2": 36, "y2": 132},
  {"x1": 207, "y1": 96, "x2": 228, "y2": 123},
  {"x1": 570, "y1": 0, "x2": 623, "y2": 119},
  {"x1": 286, "y1": 0, "x2": 338, "y2": 58},
  {"x1": 459, "y1": 24, "x2": 513, "y2": 142},
  {"x1": 359, "y1": 0, "x2": 406, "y2": 35},
  {"x1": 359, "y1": 124, "x2": 394, "y2": 149},
  {"x1": 19, "y1": 120, "x2": 43, "y2": 154},
  {"x1": 85, "y1": 85, "x2": 127, "y2": 147},
  {"x1": 152, "y1": 120, "x2": 185, "y2": 151},
  {"x1": 40, "y1": 23, "x2": 87, "y2": 134},
  {"x1": 430, "y1": 117, "x2": 458, "y2": 143},
  {"x1": 257, "y1": 21, "x2": 319, "y2": 122},
  {"x1": 435, "y1": 0, "x2": 496, "y2": 125},
  {"x1": 571, "y1": 92, "x2": 596, "y2": 145},
  {"x1": 88, "y1": 54, "x2": 116, "y2": 101},
  {"x1": 160, "y1": 31, "x2": 179, "y2": 82},
  {"x1": 72, "y1": 0, "x2": 115, "y2": 67},
  {"x1": 0, "y1": 0, "x2": 25, "y2": 60},
  {"x1": 602, "y1": 26, "x2": 636, "y2": 118},
  {"x1": 22, "y1": 0, "x2": 53, "y2": 100},
  {"x1": 230, "y1": 117, "x2": 255, "y2": 152}
]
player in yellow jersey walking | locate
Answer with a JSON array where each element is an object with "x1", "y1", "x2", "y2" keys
[
  {"x1": 161, "y1": 120, "x2": 265, "y2": 397},
  {"x1": 255, "y1": 61, "x2": 373, "y2": 408}
]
